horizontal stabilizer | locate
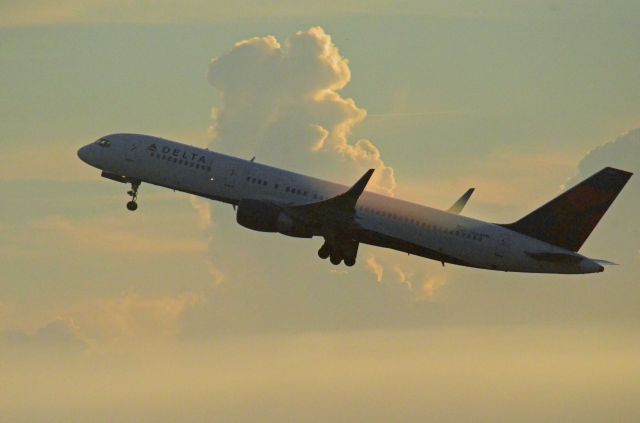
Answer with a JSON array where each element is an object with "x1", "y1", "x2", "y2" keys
[
  {"x1": 525, "y1": 251, "x2": 583, "y2": 263},
  {"x1": 447, "y1": 188, "x2": 475, "y2": 214},
  {"x1": 592, "y1": 259, "x2": 618, "y2": 266}
]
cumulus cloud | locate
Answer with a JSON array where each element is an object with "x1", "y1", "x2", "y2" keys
[
  {"x1": 573, "y1": 128, "x2": 640, "y2": 179},
  {"x1": 175, "y1": 27, "x2": 449, "y2": 337},
  {"x1": 207, "y1": 26, "x2": 396, "y2": 195},
  {"x1": 567, "y1": 128, "x2": 639, "y2": 261},
  {"x1": 197, "y1": 26, "x2": 406, "y2": 298}
]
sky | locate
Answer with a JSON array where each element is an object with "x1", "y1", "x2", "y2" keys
[{"x1": 1, "y1": 1, "x2": 640, "y2": 421}]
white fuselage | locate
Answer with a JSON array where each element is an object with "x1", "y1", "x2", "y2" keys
[{"x1": 77, "y1": 133, "x2": 604, "y2": 274}]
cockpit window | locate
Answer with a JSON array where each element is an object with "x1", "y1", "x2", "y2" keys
[{"x1": 95, "y1": 138, "x2": 111, "y2": 147}]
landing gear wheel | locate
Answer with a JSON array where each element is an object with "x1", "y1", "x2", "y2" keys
[
  {"x1": 126, "y1": 180, "x2": 141, "y2": 211},
  {"x1": 330, "y1": 254, "x2": 342, "y2": 265},
  {"x1": 318, "y1": 243, "x2": 331, "y2": 259},
  {"x1": 344, "y1": 257, "x2": 356, "y2": 267}
]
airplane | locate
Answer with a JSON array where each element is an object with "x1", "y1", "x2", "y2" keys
[{"x1": 78, "y1": 134, "x2": 632, "y2": 274}]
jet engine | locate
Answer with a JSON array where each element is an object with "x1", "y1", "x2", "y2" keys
[{"x1": 236, "y1": 199, "x2": 313, "y2": 238}]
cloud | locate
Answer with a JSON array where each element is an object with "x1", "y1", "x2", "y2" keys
[
  {"x1": 363, "y1": 252, "x2": 447, "y2": 299},
  {"x1": 2, "y1": 292, "x2": 205, "y2": 351},
  {"x1": 4, "y1": 326, "x2": 640, "y2": 421},
  {"x1": 566, "y1": 128, "x2": 639, "y2": 261},
  {"x1": 177, "y1": 27, "x2": 446, "y2": 336},
  {"x1": 393, "y1": 265, "x2": 413, "y2": 289},
  {"x1": 573, "y1": 128, "x2": 640, "y2": 179},
  {"x1": 71, "y1": 290, "x2": 205, "y2": 347},
  {"x1": 4, "y1": 1, "x2": 638, "y2": 28},
  {"x1": 207, "y1": 26, "x2": 396, "y2": 195},
  {"x1": 32, "y1": 215, "x2": 207, "y2": 255},
  {"x1": 189, "y1": 195, "x2": 213, "y2": 229},
  {"x1": 365, "y1": 255, "x2": 384, "y2": 283},
  {"x1": 1, "y1": 317, "x2": 86, "y2": 351},
  {"x1": 419, "y1": 273, "x2": 447, "y2": 301}
]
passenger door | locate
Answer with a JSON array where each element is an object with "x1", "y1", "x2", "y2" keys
[
  {"x1": 495, "y1": 238, "x2": 509, "y2": 258},
  {"x1": 125, "y1": 139, "x2": 138, "y2": 162},
  {"x1": 223, "y1": 164, "x2": 238, "y2": 188}
]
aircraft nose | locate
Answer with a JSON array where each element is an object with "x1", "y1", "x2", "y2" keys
[{"x1": 77, "y1": 144, "x2": 92, "y2": 163}]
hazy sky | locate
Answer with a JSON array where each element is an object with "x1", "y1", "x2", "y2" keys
[{"x1": 1, "y1": 1, "x2": 639, "y2": 421}]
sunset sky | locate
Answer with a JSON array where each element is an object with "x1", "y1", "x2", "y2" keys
[{"x1": 1, "y1": 1, "x2": 640, "y2": 421}]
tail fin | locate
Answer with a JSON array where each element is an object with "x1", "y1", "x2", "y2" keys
[{"x1": 501, "y1": 167, "x2": 632, "y2": 251}]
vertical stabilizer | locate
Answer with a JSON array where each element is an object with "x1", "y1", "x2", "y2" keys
[{"x1": 501, "y1": 167, "x2": 632, "y2": 251}]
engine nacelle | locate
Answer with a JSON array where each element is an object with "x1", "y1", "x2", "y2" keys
[{"x1": 236, "y1": 199, "x2": 313, "y2": 238}]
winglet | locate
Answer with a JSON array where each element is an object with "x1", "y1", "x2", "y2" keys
[
  {"x1": 447, "y1": 188, "x2": 475, "y2": 214},
  {"x1": 289, "y1": 169, "x2": 374, "y2": 215},
  {"x1": 345, "y1": 169, "x2": 375, "y2": 198},
  {"x1": 336, "y1": 169, "x2": 375, "y2": 212}
]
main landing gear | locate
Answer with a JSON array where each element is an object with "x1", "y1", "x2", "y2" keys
[
  {"x1": 317, "y1": 238, "x2": 358, "y2": 267},
  {"x1": 126, "y1": 180, "x2": 141, "y2": 211}
]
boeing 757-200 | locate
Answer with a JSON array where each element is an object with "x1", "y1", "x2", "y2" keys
[{"x1": 78, "y1": 134, "x2": 632, "y2": 274}]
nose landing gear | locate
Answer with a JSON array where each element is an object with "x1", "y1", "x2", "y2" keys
[{"x1": 126, "y1": 180, "x2": 141, "y2": 211}]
